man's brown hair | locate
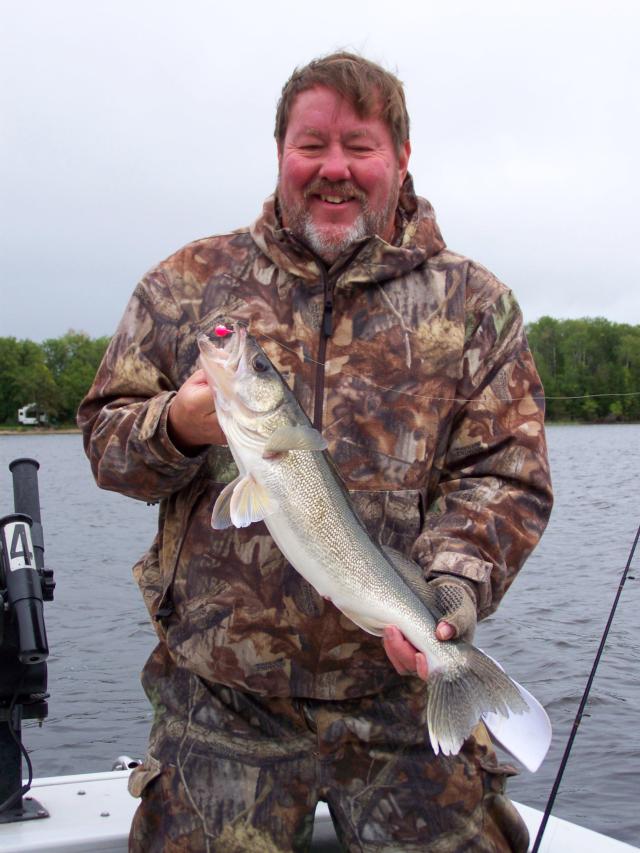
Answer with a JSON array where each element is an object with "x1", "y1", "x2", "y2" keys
[{"x1": 275, "y1": 52, "x2": 410, "y2": 154}]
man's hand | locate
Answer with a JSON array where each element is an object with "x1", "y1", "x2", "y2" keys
[
  {"x1": 383, "y1": 626, "x2": 431, "y2": 679},
  {"x1": 167, "y1": 369, "x2": 226, "y2": 454},
  {"x1": 382, "y1": 576, "x2": 478, "y2": 681}
]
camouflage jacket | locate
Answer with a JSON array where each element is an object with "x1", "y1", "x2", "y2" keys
[{"x1": 78, "y1": 176, "x2": 553, "y2": 700}]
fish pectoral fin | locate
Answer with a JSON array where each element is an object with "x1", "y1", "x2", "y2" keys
[
  {"x1": 211, "y1": 475, "x2": 243, "y2": 530},
  {"x1": 229, "y1": 472, "x2": 278, "y2": 527},
  {"x1": 263, "y1": 426, "x2": 328, "y2": 457},
  {"x1": 338, "y1": 605, "x2": 386, "y2": 637}
]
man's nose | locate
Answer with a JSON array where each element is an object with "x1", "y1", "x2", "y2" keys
[{"x1": 318, "y1": 144, "x2": 351, "y2": 182}]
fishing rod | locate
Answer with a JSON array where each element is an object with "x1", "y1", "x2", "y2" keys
[{"x1": 531, "y1": 519, "x2": 639, "y2": 852}]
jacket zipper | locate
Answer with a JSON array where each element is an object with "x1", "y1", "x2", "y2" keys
[
  {"x1": 313, "y1": 266, "x2": 334, "y2": 431},
  {"x1": 311, "y1": 244, "x2": 367, "y2": 432}
]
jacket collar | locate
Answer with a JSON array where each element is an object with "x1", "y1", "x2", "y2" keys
[{"x1": 249, "y1": 174, "x2": 446, "y2": 289}]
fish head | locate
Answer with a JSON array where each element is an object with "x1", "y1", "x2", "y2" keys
[{"x1": 197, "y1": 325, "x2": 287, "y2": 428}]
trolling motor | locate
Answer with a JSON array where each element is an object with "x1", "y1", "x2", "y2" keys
[{"x1": 0, "y1": 458, "x2": 55, "y2": 824}]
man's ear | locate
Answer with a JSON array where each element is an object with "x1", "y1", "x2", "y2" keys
[{"x1": 398, "y1": 140, "x2": 411, "y2": 184}]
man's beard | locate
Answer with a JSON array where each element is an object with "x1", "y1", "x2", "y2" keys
[{"x1": 278, "y1": 177, "x2": 399, "y2": 264}]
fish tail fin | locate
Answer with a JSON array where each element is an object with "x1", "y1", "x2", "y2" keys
[{"x1": 427, "y1": 645, "x2": 528, "y2": 758}]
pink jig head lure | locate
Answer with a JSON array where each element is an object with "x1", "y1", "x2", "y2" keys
[{"x1": 214, "y1": 324, "x2": 234, "y2": 338}]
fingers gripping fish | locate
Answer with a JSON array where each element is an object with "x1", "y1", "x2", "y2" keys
[{"x1": 197, "y1": 325, "x2": 551, "y2": 768}]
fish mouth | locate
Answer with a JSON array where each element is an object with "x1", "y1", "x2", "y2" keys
[
  {"x1": 198, "y1": 323, "x2": 246, "y2": 366},
  {"x1": 197, "y1": 323, "x2": 248, "y2": 401}
]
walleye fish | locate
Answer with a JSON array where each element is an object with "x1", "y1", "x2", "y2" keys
[{"x1": 198, "y1": 324, "x2": 550, "y2": 767}]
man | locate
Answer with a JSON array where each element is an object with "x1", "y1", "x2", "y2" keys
[{"x1": 79, "y1": 52, "x2": 552, "y2": 852}]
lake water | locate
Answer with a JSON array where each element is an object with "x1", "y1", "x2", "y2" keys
[{"x1": 0, "y1": 426, "x2": 639, "y2": 846}]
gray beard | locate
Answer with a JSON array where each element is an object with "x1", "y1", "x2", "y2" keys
[
  {"x1": 299, "y1": 213, "x2": 369, "y2": 263},
  {"x1": 278, "y1": 178, "x2": 399, "y2": 264}
]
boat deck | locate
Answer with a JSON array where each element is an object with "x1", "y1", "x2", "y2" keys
[{"x1": 0, "y1": 770, "x2": 636, "y2": 852}]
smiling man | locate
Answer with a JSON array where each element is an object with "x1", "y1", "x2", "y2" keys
[
  {"x1": 79, "y1": 52, "x2": 552, "y2": 852},
  {"x1": 277, "y1": 84, "x2": 410, "y2": 261}
]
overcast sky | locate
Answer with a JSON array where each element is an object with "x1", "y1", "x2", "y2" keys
[{"x1": 2, "y1": 0, "x2": 639, "y2": 341}]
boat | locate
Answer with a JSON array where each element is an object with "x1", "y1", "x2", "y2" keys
[{"x1": 0, "y1": 763, "x2": 637, "y2": 853}]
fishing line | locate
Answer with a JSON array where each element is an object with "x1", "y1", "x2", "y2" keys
[
  {"x1": 256, "y1": 330, "x2": 640, "y2": 405},
  {"x1": 531, "y1": 519, "x2": 640, "y2": 853}
]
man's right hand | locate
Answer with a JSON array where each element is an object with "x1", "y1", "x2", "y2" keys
[
  {"x1": 167, "y1": 369, "x2": 226, "y2": 454},
  {"x1": 382, "y1": 576, "x2": 478, "y2": 681},
  {"x1": 383, "y1": 626, "x2": 430, "y2": 680}
]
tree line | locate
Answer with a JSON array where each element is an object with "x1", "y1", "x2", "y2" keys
[
  {"x1": 1, "y1": 318, "x2": 639, "y2": 427},
  {"x1": 526, "y1": 317, "x2": 640, "y2": 422},
  {"x1": 0, "y1": 332, "x2": 110, "y2": 426}
]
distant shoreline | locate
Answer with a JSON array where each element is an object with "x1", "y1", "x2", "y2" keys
[
  {"x1": 0, "y1": 428, "x2": 81, "y2": 435},
  {"x1": 1, "y1": 423, "x2": 638, "y2": 438}
]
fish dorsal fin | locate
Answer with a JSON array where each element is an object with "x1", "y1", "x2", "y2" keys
[
  {"x1": 211, "y1": 475, "x2": 242, "y2": 530},
  {"x1": 212, "y1": 473, "x2": 278, "y2": 529},
  {"x1": 381, "y1": 545, "x2": 439, "y2": 620},
  {"x1": 263, "y1": 425, "x2": 328, "y2": 457}
]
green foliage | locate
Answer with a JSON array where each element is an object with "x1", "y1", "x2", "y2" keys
[
  {"x1": 41, "y1": 332, "x2": 111, "y2": 422},
  {"x1": 526, "y1": 317, "x2": 640, "y2": 422},
  {"x1": 0, "y1": 331, "x2": 109, "y2": 425}
]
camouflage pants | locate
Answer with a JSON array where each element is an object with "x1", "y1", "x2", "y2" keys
[{"x1": 129, "y1": 644, "x2": 529, "y2": 852}]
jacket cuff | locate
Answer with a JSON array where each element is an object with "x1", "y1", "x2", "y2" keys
[
  {"x1": 141, "y1": 392, "x2": 209, "y2": 467},
  {"x1": 413, "y1": 547, "x2": 493, "y2": 618}
]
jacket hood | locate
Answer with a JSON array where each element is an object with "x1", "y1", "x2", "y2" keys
[{"x1": 249, "y1": 174, "x2": 446, "y2": 289}]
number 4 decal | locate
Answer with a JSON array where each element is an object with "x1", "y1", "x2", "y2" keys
[{"x1": 4, "y1": 521, "x2": 35, "y2": 571}]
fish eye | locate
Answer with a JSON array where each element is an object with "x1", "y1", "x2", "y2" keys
[{"x1": 253, "y1": 355, "x2": 269, "y2": 373}]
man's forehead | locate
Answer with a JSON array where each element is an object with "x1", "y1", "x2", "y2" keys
[{"x1": 286, "y1": 86, "x2": 386, "y2": 135}]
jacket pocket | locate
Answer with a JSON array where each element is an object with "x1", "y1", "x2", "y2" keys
[
  {"x1": 132, "y1": 539, "x2": 164, "y2": 623},
  {"x1": 128, "y1": 754, "x2": 162, "y2": 799},
  {"x1": 476, "y1": 731, "x2": 528, "y2": 853},
  {"x1": 481, "y1": 784, "x2": 530, "y2": 853}
]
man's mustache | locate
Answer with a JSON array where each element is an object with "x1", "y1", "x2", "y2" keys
[{"x1": 303, "y1": 180, "x2": 367, "y2": 204}]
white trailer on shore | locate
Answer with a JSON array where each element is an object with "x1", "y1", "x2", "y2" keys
[{"x1": 17, "y1": 405, "x2": 48, "y2": 426}]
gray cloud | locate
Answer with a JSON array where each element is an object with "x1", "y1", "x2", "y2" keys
[{"x1": 2, "y1": 0, "x2": 638, "y2": 340}]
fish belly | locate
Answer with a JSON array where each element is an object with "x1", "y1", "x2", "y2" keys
[{"x1": 260, "y1": 498, "x2": 445, "y2": 671}]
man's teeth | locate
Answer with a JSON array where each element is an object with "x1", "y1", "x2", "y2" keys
[{"x1": 320, "y1": 195, "x2": 350, "y2": 204}]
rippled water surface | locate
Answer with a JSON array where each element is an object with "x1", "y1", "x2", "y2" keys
[{"x1": 1, "y1": 426, "x2": 639, "y2": 845}]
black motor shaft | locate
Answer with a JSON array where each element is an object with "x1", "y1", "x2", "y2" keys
[{"x1": 0, "y1": 513, "x2": 48, "y2": 665}]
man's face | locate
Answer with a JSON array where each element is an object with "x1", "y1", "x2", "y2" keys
[{"x1": 277, "y1": 85, "x2": 410, "y2": 263}]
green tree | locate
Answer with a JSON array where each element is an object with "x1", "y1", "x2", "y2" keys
[
  {"x1": 0, "y1": 338, "x2": 22, "y2": 422},
  {"x1": 0, "y1": 338, "x2": 59, "y2": 423},
  {"x1": 0, "y1": 332, "x2": 110, "y2": 425},
  {"x1": 527, "y1": 317, "x2": 640, "y2": 423},
  {"x1": 617, "y1": 327, "x2": 640, "y2": 420},
  {"x1": 41, "y1": 331, "x2": 110, "y2": 422}
]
